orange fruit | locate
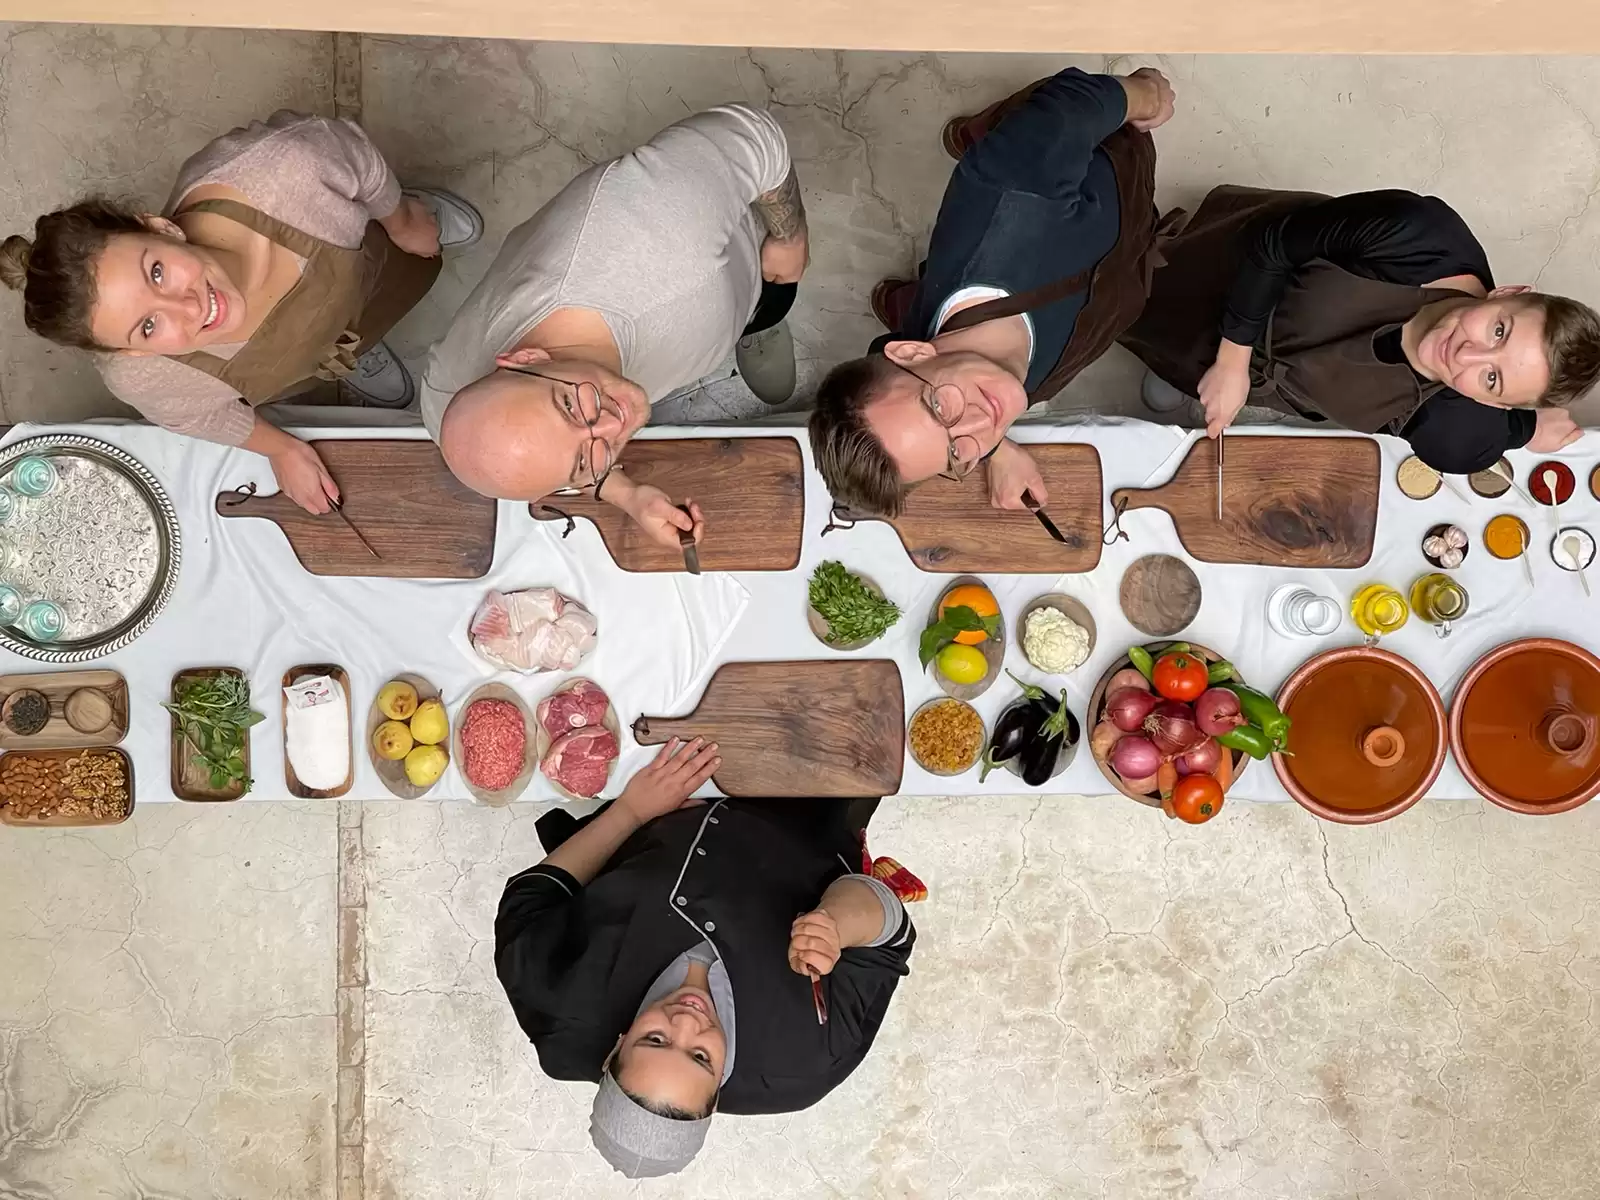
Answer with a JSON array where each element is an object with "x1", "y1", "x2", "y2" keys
[{"x1": 939, "y1": 584, "x2": 999, "y2": 645}]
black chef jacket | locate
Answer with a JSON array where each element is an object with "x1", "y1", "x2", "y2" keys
[{"x1": 494, "y1": 799, "x2": 915, "y2": 1116}]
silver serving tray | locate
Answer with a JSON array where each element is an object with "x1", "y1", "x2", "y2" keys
[{"x1": 0, "y1": 434, "x2": 181, "y2": 663}]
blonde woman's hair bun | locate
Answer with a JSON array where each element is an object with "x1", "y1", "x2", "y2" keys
[{"x1": 0, "y1": 235, "x2": 33, "y2": 292}]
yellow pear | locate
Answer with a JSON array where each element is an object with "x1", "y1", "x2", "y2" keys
[
  {"x1": 377, "y1": 680, "x2": 419, "y2": 721},
  {"x1": 409, "y1": 698, "x2": 449, "y2": 745},
  {"x1": 372, "y1": 720, "x2": 413, "y2": 762},
  {"x1": 405, "y1": 744, "x2": 448, "y2": 788}
]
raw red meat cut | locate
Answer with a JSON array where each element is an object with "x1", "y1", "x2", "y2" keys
[
  {"x1": 460, "y1": 699, "x2": 526, "y2": 791},
  {"x1": 537, "y1": 680, "x2": 611, "y2": 737},
  {"x1": 541, "y1": 726, "x2": 619, "y2": 797}
]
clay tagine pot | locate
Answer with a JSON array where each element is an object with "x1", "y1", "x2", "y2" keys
[
  {"x1": 1273, "y1": 646, "x2": 1447, "y2": 824},
  {"x1": 1449, "y1": 637, "x2": 1600, "y2": 814}
]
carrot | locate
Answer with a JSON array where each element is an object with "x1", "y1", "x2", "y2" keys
[
  {"x1": 1157, "y1": 760, "x2": 1178, "y2": 817},
  {"x1": 1213, "y1": 747, "x2": 1234, "y2": 795}
]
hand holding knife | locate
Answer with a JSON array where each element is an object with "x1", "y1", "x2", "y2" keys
[
  {"x1": 1021, "y1": 488, "x2": 1068, "y2": 544},
  {"x1": 676, "y1": 503, "x2": 701, "y2": 574}
]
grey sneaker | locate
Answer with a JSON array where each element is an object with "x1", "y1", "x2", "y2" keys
[
  {"x1": 736, "y1": 320, "x2": 796, "y2": 405},
  {"x1": 403, "y1": 186, "x2": 484, "y2": 250},
  {"x1": 1141, "y1": 370, "x2": 1192, "y2": 413},
  {"x1": 343, "y1": 340, "x2": 415, "y2": 409}
]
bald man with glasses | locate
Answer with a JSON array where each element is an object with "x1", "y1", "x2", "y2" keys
[{"x1": 422, "y1": 103, "x2": 808, "y2": 548}]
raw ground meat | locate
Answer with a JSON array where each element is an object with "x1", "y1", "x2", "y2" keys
[
  {"x1": 536, "y1": 680, "x2": 611, "y2": 737},
  {"x1": 460, "y1": 699, "x2": 526, "y2": 791},
  {"x1": 541, "y1": 726, "x2": 619, "y2": 797}
]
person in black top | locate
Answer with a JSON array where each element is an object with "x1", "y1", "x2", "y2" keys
[
  {"x1": 494, "y1": 738, "x2": 915, "y2": 1178},
  {"x1": 1125, "y1": 188, "x2": 1600, "y2": 473}
]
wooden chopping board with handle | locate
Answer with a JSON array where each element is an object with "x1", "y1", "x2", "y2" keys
[
  {"x1": 530, "y1": 437, "x2": 803, "y2": 572},
  {"x1": 833, "y1": 444, "x2": 1102, "y2": 573},
  {"x1": 216, "y1": 440, "x2": 496, "y2": 578},
  {"x1": 1110, "y1": 435, "x2": 1380, "y2": 568},
  {"x1": 632, "y1": 659, "x2": 904, "y2": 797}
]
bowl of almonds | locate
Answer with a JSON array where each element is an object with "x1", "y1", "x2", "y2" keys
[{"x1": 0, "y1": 747, "x2": 133, "y2": 826}]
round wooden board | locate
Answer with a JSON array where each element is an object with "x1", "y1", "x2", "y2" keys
[
  {"x1": 925, "y1": 575, "x2": 1005, "y2": 700},
  {"x1": 805, "y1": 572, "x2": 891, "y2": 652},
  {"x1": 1119, "y1": 555, "x2": 1201, "y2": 638},
  {"x1": 452, "y1": 683, "x2": 536, "y2": 806},
  {"x1": 533, "y1": 678, "x2": 623, "y2": 802},
  {"x1": 365, "y1": 673, "x2": 445, "y2": 799},
  {"x1": 1017, "y1": 592, "x2": 1097, "y2": 675}
]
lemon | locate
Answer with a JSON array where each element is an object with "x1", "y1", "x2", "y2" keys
[
  {"x1": 404, "y1": 744, "x2": 449, "y2": 788},
  {"x1": 377, "y1": 680, "x2": 419, "y2": 721},
  {"x1": 372, "y1": 720, "x2": 414, "y2": 761},
  {"x1": 936, "y1": 643, "x2": 988, "y2": 685},
  {"x1": 409, "y1": 698, "x2": 449, "y2": 745}
]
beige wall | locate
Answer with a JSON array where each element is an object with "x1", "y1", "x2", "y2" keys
[{"x1": 4, "y1": 0, "x2": 1600, "y2": 51}]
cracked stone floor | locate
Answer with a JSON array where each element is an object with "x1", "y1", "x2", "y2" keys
[{"x1": 3, "y1": 26, "x2": 1600, "y2": 1200}]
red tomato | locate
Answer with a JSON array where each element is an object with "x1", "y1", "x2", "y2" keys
[
  {"x1": 1170, "y1": 775, "x2": 1224, "y2": 824},
  {"x1": 1152, "y1": 652, "x2": 1208, "y2": 702}
]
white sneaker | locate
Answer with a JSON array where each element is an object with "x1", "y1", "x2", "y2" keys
[
  {"x1": 403, "y1": 186, "x2": 484, "y2": 250},
  {"x1": 736, "y1": 320, "x2": 797, "y2": 405},
  {"x1": 343, "y1": 340, "x2": 415, "y2": 409}
]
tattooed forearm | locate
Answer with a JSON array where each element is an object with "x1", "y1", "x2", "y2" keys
[{"x1": 753, "y1": 167, "x2": 807, "y2": 242}]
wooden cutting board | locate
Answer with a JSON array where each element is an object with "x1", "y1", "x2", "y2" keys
[
  {"x1": 530, "y1": 437, "x2": 803, "y2": 572},
  {"x1": 216, "y1": 440, "x2": 496, "y2": 578},
  {"x1": 632, "y1": 659, "x2": 904, "y2": 797},
  {"x1": 835, "y1": 444, "x2": 1102, "y2": 573},
  {"x1": 1110, "y1": 435, "x2": 1380, "y2": 568}
]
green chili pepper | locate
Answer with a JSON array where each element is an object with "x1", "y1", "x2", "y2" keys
[
  {"x1": 1207, "y1": 660, "x2": 1235, "y2": 684},
  {"x1": 1128, "y1": 646, "x2": 1155, "y2": 680},
  {"x1": 1221, "y1": 681, "x2": 1291, "y2": 746},
  {"x1": 1216, "y1": 723, "x2": 1275, "y2": 760},
  {"x1": 1165, "y1": 642, "x2": 1191, "y2": 654}
]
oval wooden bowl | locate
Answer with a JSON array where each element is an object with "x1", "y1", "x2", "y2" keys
[
  {"x1": 1086, "y1": 641, "x2": 1248, "y2": 808},
  {"x1": 1273, "y1": 646, "x2": 1446, "y2": 825},
  {"x1": 453, "y1": 683, "x2": 536, "y2": 806},
  {"x1": 806, "y1": 572, "x2": 891, "y2": 652},
  {"x1": 926, "y1": 575, "x2": 1005, "y2": 701},
  {"x1": 907, "y1": 697, "x2": 986, "y2": 777},
  {"x1": 366, "y1": 673, "x2": 446, "y2": 800},
  {"x1": 282, "y1": 664, "x2": 353, "y2": 799},
  {"x1": 1449, "y1": 637, "x2": 1600, "y2": 814},
  {"x1": 1018, "y1": 593, "x2": 1096, "y2": 675},
  {"x1": 533, "y1": 678, "x2": 623, "y2": 801}
]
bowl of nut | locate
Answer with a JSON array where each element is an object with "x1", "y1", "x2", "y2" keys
[{"x1": 0, "y1": 747, "x2": 134, "y2": 826}]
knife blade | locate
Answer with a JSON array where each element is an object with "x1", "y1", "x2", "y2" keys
[
  {"x1": 329, "y1": 498, "x2": 381, "y2": 560},
  {"x1": 809, "y1": 969, "x2": 828, "y2": 1025},
  {"x1": 1020, "y1": 488, "x2": 1067, "y2": 544},
  {"x1": 1215, "y1": 429, "x2": 1226, "y2": 522},
  {"x1": 677, "y1": 504, "x2": 701, "y2": 575}
]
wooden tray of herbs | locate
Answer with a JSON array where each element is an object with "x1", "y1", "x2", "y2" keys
[{"x1": 166, "y1": 668, "x2": 262, "y2": 801}]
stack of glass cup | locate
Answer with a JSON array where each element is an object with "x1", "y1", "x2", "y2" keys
[{"x1": 0, "y1": 455, "x2": 64, "y2": 641}]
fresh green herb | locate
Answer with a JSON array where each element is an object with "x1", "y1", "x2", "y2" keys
[
  {"x1": 162, "y1": 672, "x2": 264, "y2": 793},
  {"x1": 918, "y1": 605, "x2": 1001, "y2": 668},
  {"x1": 808, "y1": 561, "x2": 901, "y2": 646}
]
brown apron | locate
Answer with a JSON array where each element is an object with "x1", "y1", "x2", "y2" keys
[
  {"x1": 938, "y1": 122, "x2": 1164, "y2": 403},
  {"x1": 169, "y1": 197, "x2": 441, "y2": 405},
  {"x1": 1120, "y1": 185, "x2": 1474, "y2": 434}
]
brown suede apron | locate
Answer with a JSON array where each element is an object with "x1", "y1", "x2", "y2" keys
[
  {"x1": 937, "y1": 123, "x2": 1164, "y2": 402},
  {"x1": 168, "y1": 197, "x2": 441, "y2": 405},
  {"x1": 1120, "y1": 185, "x2": 1474, "y2": 434}
]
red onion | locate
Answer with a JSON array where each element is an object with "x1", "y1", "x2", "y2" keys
[
  {"x1": 1174, "y1": 736, "x2": 1222, "y2": 776},
  {"x1": 1106, "y1": 687, "x2": 1159, "y2": 733},
  {"x1": 1144, "y1": 700, "x2": 1203, "y2": 756},
  {"x1": 1194, "y1": 687, "x2": 1246, "y2": 736},
  {"x1": 1109, "y1": 733, "x2": 1162, "y2": 781}
]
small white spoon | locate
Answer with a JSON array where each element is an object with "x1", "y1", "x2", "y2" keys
[
  {"x1": 1491, "y1": 460, "x2": 1538, "y2": 507},
  {"x1": 1544, "y1": 468, "x2": 1564, "y2": 529},
  {"x1": 1563, "y1": 533, "x2": 1592, "y2": 598}
]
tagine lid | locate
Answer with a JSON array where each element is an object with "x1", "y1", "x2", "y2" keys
[
  {"x1": 1274, "y1": 646, "x2": 1447, "y2": 823},
  {"x1": 1450, "y1": 637, "x2": 1600, "y2": 814}
]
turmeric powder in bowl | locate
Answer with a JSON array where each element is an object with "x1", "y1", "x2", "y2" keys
[{"x1": 1484, "y1": 515, "x2": 1530, "y2": 561}]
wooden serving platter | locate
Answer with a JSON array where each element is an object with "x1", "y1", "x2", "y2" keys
[
  {"x1": 217, "y1": 440, "x2": 497, "y2": 578},
  {"x1": 530, "y1": 437, "x2": 804, "y2": 572},
  {"x1": 0, "y1": 669, "x2": 128, "y2": 749},
  {"x1": 926, "y1": 576, "x2": 1005, "y2": 701},
  {"x1": 170, "y1": 667, "x2": 252, "y2": 802},
  {"x1": 834, "y1": 444, "x2": 1102, "y2": 573},
  {"x1": 1110, "y1": 435, "x2": 1380, "y2": 568},
  {"x1": 282, "y1": 665, "x2": 354, "y2": 799},
  {"x1": 632, "y1": 659, "x2": 904, "y2": 797},
  {"x1": 533, "y1": 678, "x2": 622, "y2": 802},
  {"x1": 453, "y1": 683, "x2": 536, "y2": 806},
  {"x1": 365, "y1": 673, "x2": 444, "y2": 800},
  {"x1": 0, "y1": 747, "x2": 136, "y2": 827}
]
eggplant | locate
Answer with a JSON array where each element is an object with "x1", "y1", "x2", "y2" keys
[
  {"x1": 980, "y1": 700, "x2": 1047, "y2": 781},
  {"x1": 1018, "y1": 690, "x2": 1081, "y2": 787}
]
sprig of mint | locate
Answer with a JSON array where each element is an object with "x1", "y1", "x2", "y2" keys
[{"x1": 918, "y1": 605, "x2": 1001, "y2": 668}]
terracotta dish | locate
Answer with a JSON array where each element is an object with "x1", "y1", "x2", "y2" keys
[
  {"x1": 1450, "y1": 638, "x2": 1600, "y2": 814},
  {"x1": 1273, "y1": 646, "x2": 1446, "y2": 824}
]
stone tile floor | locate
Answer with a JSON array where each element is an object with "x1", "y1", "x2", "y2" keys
[{"x1": 3, "y1": 27, "x2": 1600, "y2": 1199}]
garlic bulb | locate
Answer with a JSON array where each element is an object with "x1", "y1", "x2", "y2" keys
[
  {"x1": 1444, "y1": 526, "x2": 1468, "y2": 550},
  {"x1": 1440, "y1": 547, "x2": 1466, "y2": 569},
  {"x1": 1423, "y1": 535, "x2": 1448, "y2": 559}
]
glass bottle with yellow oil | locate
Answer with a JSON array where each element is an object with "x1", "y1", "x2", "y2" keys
[
  {"x1": 1409, "y1": 573, "x2": 1470, "y2": 638},
  {"x1": 1350, "y1": 583, "x2": 1410, "y2": 643}
]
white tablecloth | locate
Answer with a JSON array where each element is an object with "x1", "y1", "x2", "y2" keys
[{"x1": 3, "y1": 418, "x2": 1591, "y2": 804}]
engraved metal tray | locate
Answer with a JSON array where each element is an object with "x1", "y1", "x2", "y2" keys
[{"x1": 0, "y1": 434, "x2": 181, "y2": 663}]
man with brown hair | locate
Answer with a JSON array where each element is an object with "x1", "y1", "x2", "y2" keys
[{"x1": 809, "y1": 66, "x2": 1175, "y2": 516}]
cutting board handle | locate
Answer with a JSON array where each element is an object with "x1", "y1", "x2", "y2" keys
[
  {"x1": 632, "y1": 714, "x2": 700, "y2": 746},
  {"x1": 216, "y1": 482, "x2": 299, "y2": 521},
  {"x1": 1109, "y1": 484, "x2": 1162, "y2": 513}
]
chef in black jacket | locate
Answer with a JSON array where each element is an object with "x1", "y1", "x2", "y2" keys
[
  {"x1": 1122, "y1": 188, "x2": 1600, "y2": 472},
  {"x1": 494, "y1": 737, "x2": 915, "y2": 1178}
]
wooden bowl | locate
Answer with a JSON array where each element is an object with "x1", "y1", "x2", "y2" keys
[
  {"x1": 1086, "y1": 642, "x2": 1248, "y2": 807},
  {"x1": 453, "y1": 683, "x2": 537, "y2": 806},
  {"x1": 533, "y1": 678, "x2": 623, "y2": 801},
  {"x1": 926, "y1": 576, "x2": 1005, "y2": 700},
  {"x1": 0, "y1": 746, "x2": 135, "y2": 827},
  {"x1": 907, "y1": 697, "x2": 985, "y2": 777},
  {"x1": 1450, "y1": 637, "x2": 1600, "y2": 814},
  {"x1": 1018, "y1": 593, "x2": 1096, "y2": 674},
  {"x1": 282, "y1": 665, "x2": 353, "y2": 799},
  {"x1": 805, "y1": 572, "x2": 892, "y2": 652},
  {"x1": 1273, "y1": 646, "x2": 1446, "y2": 824},
  {"x1": 171, "y1": 667, "x2": 251, "y2": 802},
  {"x1": 0, "y1": 669, "x2": 128, "y2": 750},
  {"x1": 366, "y1": 673, "x2": 446, "y2": 800}
]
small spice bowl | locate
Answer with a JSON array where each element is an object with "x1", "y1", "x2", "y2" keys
[
  {"x1": 1, "y1": 688, "x2": 49, "y2": 737},
  {"x1": 1551, "y1": 527, "x2": 1596, "y2": 573},
  {"x1": 1484, "y1": 514, "x2": 1531, "y2": 562},
  {"x1": 1421, "y1": 523, "x2": 1469, "y2": 570},
  {"x1": 1469, "y1": 458, "x2": 1514, "y2": 499},
  {"x1": 1396, "y1": 455, "x2": 1442, "y2": 501},
  {"x1": 64, "y1": 687, "x2": 113, "y2": 735},
  {"x1": 907, "y1": 697, "x2": 985, "y2": 777},
  {"x1": 1018, "y1": 593, "x2": 1096, "y2": 674}
]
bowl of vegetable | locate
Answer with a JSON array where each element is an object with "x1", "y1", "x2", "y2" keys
[
  {"x1": 921, "y1": 577, "x2": 1005, "y2": 700},
  {"x1": 1019, "y1": 593, "x2": 1095, "y2": 675},
  {"x1": 807, "y1": 560, "x2": 901, "y2": 651},
  {"x1": 980, "y1": 671, "x2": 1080, "y2": 786},
  {"x1": 1086, "y1": 642, "x2": 1283, "y2": 821}
]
